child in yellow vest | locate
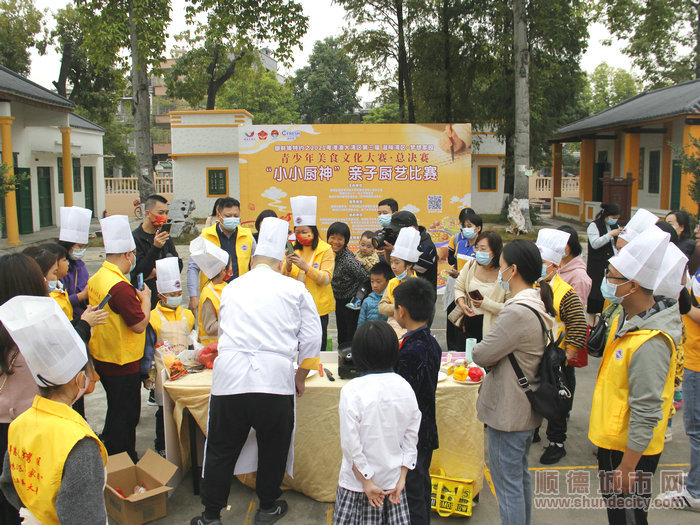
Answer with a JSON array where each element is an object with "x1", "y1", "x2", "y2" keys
[
  {"x1": 378, "y1": 228, "x2": 422, "y2": 338},
  {"x1": 0, "y1": 296, "x2": 108, "y2": 525},
  {"x1": 190, "y1": 236, "x2": 231, "y2": 345},
  {"x1": 144, "y1": 257, "x2": 195, "y2": 455}
]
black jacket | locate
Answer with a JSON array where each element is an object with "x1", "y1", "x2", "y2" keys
[
  {"x1": 414, "y1": 226, "x2": 438, "y2": 293},
  {"x1": 130, "y1": 224, "x2": 182, "y2": 309}
]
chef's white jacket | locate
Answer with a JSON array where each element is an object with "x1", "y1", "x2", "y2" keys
[
  {"x1": 212, "y1": 264, "x2": 322, "y2": 396},
  {"x1": 338, "y1": 372, "x2": 421, "y2": 492}
]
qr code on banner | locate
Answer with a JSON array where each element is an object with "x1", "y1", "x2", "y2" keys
[{"x1": 427, "y1": 195, "x2": 442, "y2": 212}]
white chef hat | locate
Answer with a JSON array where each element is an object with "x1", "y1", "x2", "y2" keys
[
  {"x1": 609, "y1": 225, "x2": 669, "y2": 289},
  {"x1": 59, "y1": 206, "x2": 92, "y2": 244},
  {"x1": 391, "y1": 227, "x2": 422, "y2": 263},
  {"x1": 536, "y1": 228, "x2": 570, "y2": 266},
  {"x1": 0, "y1": 296, "x2": 87, "y2": 386},
  {"x1": 254, "y1": 217, "x2": 289, "y2": 260},
  {"x1": 290, "y1": 195, "x2": 317, "y2": 226},
  {"x1": 190, "y1": 236, "x2": 229, "y2": 279},
  {"x1": 618, "y1": 208, "x2": 658, "y2": 243},
  {"x1": 100, "y1": 215, "x2": 136, "y2": 254},
  {"x1": 653, "y1": 243, "x2": 688, "y2": 298},
  {"x1": 156, "y1": 256, "x2": 182, "y2": 294}
]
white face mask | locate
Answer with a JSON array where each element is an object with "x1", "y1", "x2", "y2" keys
[{"x1": 70, "y1": 248, "x2": 86, "y2": 260}]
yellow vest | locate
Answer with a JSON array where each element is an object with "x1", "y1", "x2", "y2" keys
[
  {"x1": 288, "y1": 240, "x2": 335, "y2": 316},
  {"x1": 589, "y1": 329, "x2": 676, "y2": 455},
  {"x1": 7, "y1": 396, "x2": 107, "y2": 525},
  {"x1": 549, "y1": 273, "x2": 574, "y2": 341},
  {"x1": 50, "y1": 289, "x2": 73, "y2": 320},
  {"x1": 198, "y1": 281, "x2": 226, "y2": 345},
  {"x1": 384, "y1": 270, "x2": 416, "y2": 304},
  {"x1": 683, "y1": 313, "x2": 700, "y2": 372},
  {"x1": 198, "y1": 224, "x2": 254, "y2": 291},
  {"x1": 87, "y1": 261, "x2": 146, "y2": 365}
]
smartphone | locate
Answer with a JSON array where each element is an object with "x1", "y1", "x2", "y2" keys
[
  {"x1": 97, "y1": 293, "x2": 112, "y2": 310},
  {"x1": 159, "y1": 222, "x2": 172, "y2": 233},
  {"x1": 137, "y1": 273, "x2": 144, "y2": 291},
  {"x1": 286, "y1": 241, "x2": 295, "y2": 256},
  {"x1": 468, "y1": 289, "x2": 483, "y2": 301}
]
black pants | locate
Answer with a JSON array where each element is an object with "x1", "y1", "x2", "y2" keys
[
  {"x1": 545, "y1": 365, "x2": 576, "y2": 443},
  {"x1": 445, "y1": 301, "x2": 467, "y2": 351},
  {"x1": 334, "y1": 296, "x2": 360, "y2": 347},
  {"x1": 201, "y1": 393, "x2": 294, "y2": 517},
  {"x1": 0, "y1": 423, "x2": 20, "y2": 525},
  {"x1": 155, "y1": 406, "x2": 164, "y2": 451},
  {"x1": 100, "y1": 372, "x2": 142, "y2": 462},
  {"x1": 405, "y1": 447, "x2": 433, "y2": 525},
  {"x1": 320, "y1": 314, "x2": 329, "y2": 352},
  {"x1": 597, "y1": 448, "x2": 661, "y2": 525}
]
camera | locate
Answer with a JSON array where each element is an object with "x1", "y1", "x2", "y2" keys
[{"x1": 372, "y1": 228, "x2": 398, "y2": 250}]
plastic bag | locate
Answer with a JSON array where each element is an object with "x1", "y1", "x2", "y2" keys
[{"x1": 197, "y1": 342, "x2": 218, "y2": 369}]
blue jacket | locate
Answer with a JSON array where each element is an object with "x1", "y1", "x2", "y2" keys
[{"x1": 358, "y1": 291, "x2": 388, "y2": 326}]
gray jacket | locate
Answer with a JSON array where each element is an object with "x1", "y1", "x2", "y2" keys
[
  {"x1": 614, "y1": 297, "x2": 682, "y2": 453},
  {"x1": 473, "y1": 288, "x2": 554, "y2": 432}
]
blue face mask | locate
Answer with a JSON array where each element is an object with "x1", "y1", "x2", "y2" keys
[
  {"x1": 462, "y1": 227, "x2": 476, "y2": 240},
  {"x1": 474, "y1": 251, "x2": 492, "y2": 266},
  {"x1": 606, "y1": 218, "x2": 618, "y2": 226},
  {"x1": 222, "y1": 217, "x2": 240, "y2": 230},
  {"x1": 395, "y1": 269, "x2": 408, "y2": 281},
  {"x1": 378, "y1": 213, "x2": 392, "y2": 228},
  {"x1": 164, "y1": 295, "x2": 182, "y2": 309},
  {"x1": 541, "y1": 265, "x2": 549, "y2": 279},
  {"x1": 498, "y1": 267, "x2": 512, "y2": 293},
  {"x1": 128, "y1": 253, "x2": 136, "y2": 274},
  {"x1": 600, "y1": 277, "x2": 628, "y2": 304},
  {"x1": 47, "y1": 280, "x2": 58, "y2": 292}
]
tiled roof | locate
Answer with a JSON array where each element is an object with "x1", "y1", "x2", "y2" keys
[
  {"x1": 0, "y1": 65, "x2": 74, "y2": 109},
  {"x1": 70, "y1": 113, "x2": 104, "y2": 133}
]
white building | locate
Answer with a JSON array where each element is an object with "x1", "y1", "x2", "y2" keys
[{"x1": 0, "y1": 66, "x2": 105, "y2": 243}]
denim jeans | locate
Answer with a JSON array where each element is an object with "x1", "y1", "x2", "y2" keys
[
  {"x1": 487, "y1": 426, "x2": 534, "y2": 525},
  {"x1": 683, "y1": 369, "x2": 700, "y2": 498}
]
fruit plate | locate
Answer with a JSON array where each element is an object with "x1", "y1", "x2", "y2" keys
[
  {"x1": 451, "y1": 376, "x2": 482, "y2": 385},
  {"x1": 437, "y1": 371, "x2": 448, "y2": 382}
]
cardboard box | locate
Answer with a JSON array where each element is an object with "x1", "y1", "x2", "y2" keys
[{"x1": 105, "y1": 449, "x2": 178, "y2": 525}]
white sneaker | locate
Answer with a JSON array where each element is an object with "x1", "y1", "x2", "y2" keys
[
  {"x1": 657, "y1": 488, "x2": 700, "y2": 512},
  {"x1": 665, "y1": 428, "x2": 673, "y2": 442}
]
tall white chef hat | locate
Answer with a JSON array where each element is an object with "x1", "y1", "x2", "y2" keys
[
  {"x1": 190, "y1": 236, "x2": 229, "y2": 279},
  {"x1": 536, "y1": 228, "x2": 571, "y2": 266},
  {"x1": 391, "y1": 227, "x2": 422, "y2": 263},
  {"x1": 618, "y1": 208, "x2": 658, "y2": 243},
  {"x1": 59, "y1": 206, "x2": 92, "y2": 244},
  {"x1": 254, "y1": 217, "x2": 289, "y2": 261},
  {"x1": 290, "y1": 195, "x2": 317, "y2": 227},
  {"x1": 100, "y1": 215, "x2": 136, "y2": 254},
  {"x1": 0, "y1": 296, "x2": 87, "y2": 386},
  {"x1": 609, "y1": 225, "x2": 669, "y2": 289},
  {"x1": 156, "y1": 256, "x2": 182, "y2": 294},
  {"x1": 653, "y1": 243, "x2": 688, "y2": 298}
]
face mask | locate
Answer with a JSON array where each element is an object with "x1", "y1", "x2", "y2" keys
[
  {"x1": 474, "y1": 251, "x2": 492, "y2": 266},
  {"x1": 378, "y1": 214, "x2": 392, "y2": 228},
  {"x1": 297, "y1": 232, "x2": 314, "y2": 246},
  {"x1": 600, "y1": 277, "x2": 630, "y2": 304},
  {"x1": 221, "y1": 217, "x2": 240, "y2": 230},
  {"x1": 128, "y1": 253, "x2": 136, "y2": 274},
  {"x1": 164, "y1": 295, "x2": 182, "y2": 309},
  {"x1": 47, "y1": 280, "x2": 58, "y2": 292},
  {"x1": 72, "y1": 371, "x2": 90, "y2": 405},
  {"x1": 151, "y1": 214, "x2": 167, "y2": 227},
  {"x1": 70, "y1": 248, "x2": 86, "y2": 260},
  {"x1": 606, "y1": 218, "x2": 618, "y2": 226},
  {"x1": 498, "y1": 266, "x2": 512, "y2": 293},
  {"x1": 462, "y1": 227, "x2": 476, "y2": 240},
  {"x1": 395, "y1": 269, "x2": 408, "y2": 280}
]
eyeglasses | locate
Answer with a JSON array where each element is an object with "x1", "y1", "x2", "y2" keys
[{"x1": 604, "y1": 268, "x2": 628, "y2": 282}]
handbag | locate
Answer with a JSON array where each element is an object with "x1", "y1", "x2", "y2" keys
[
  {"x1": 586, "y1": 308, "x2": 615, "y2": 358},
  {"x1": 447, "y1": 304, "x2": 464, "y2": 327}
]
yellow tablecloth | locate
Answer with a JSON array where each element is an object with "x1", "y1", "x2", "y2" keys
[{"x1": 163, "y1": 364, "x2": 484, "y2": 503}]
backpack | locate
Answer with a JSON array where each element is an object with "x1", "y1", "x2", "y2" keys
[{"x1": 507, "y1": 303, "x2": 572, "y2": 421}]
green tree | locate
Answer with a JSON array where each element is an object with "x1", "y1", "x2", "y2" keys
[
  {"x1": 0, "y1": 0, "x2": 45, "y2": 76},
  {"x1": 165, "y1": 0, "x2": 308, "y2": 110},
  {"x1": 293, "y1": 38, "x2": 360, "y2": 124},
  {"x1": 217, "y1": 59, "x2": 299, "y2": 124},
  {"x1": 78, "y1": 0, "x2": 171, "y2": 200},
  {"x1": 587, "y1": 62, "x2": 641, "y2": 114},
  {"x1": 596, "y1": 0, "x2": 700, "y2": 87},
  {"x1": 676, "y1": 136, "x2": 700, "y2": 215}
]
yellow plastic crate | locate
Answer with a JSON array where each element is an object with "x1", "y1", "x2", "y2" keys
[{"x1": 430, "y1": 468, "x2": 475, "y2": 518}]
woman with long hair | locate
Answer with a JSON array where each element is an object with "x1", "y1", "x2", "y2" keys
[
  {"x1": 472, "y1": 240, "x2": 556, "y2": 525},
  {"x1": 666, "y1": 210, "x2": 696, "y2": 259},
  {"x1": 586, "y1": 202, "x2": 621, "y2": 315}
]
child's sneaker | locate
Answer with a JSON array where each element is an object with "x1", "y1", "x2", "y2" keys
[{"x1": 345, "y1": 299, "x2": 362, "y2": 310}]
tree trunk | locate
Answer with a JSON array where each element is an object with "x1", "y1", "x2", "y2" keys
[
  {"x1": 396, "y1": 0, "x2": 406, "y2": 123},
  {"x1": 695, "y1": 1, "x2": 700, "y2": 79},
  {"x1": 53, "y1": 41, "x2": 72, "y2": 98},
  {"x1": 441, "y1": 0, "x2": 452, "y2": 123},
  {"x1": 129, "y1": 2, "x2": 154, "y2": 200},
  {"x1": 513, "y1": 0, "x2": 532, "y2": 231},
  {"x1": 206, "y1": 48, "x2": 243, "y2": 110}
]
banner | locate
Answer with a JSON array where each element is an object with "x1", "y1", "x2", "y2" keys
[{"x1": 240, "y1": 123, "x2": 471, "y2": 246}]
